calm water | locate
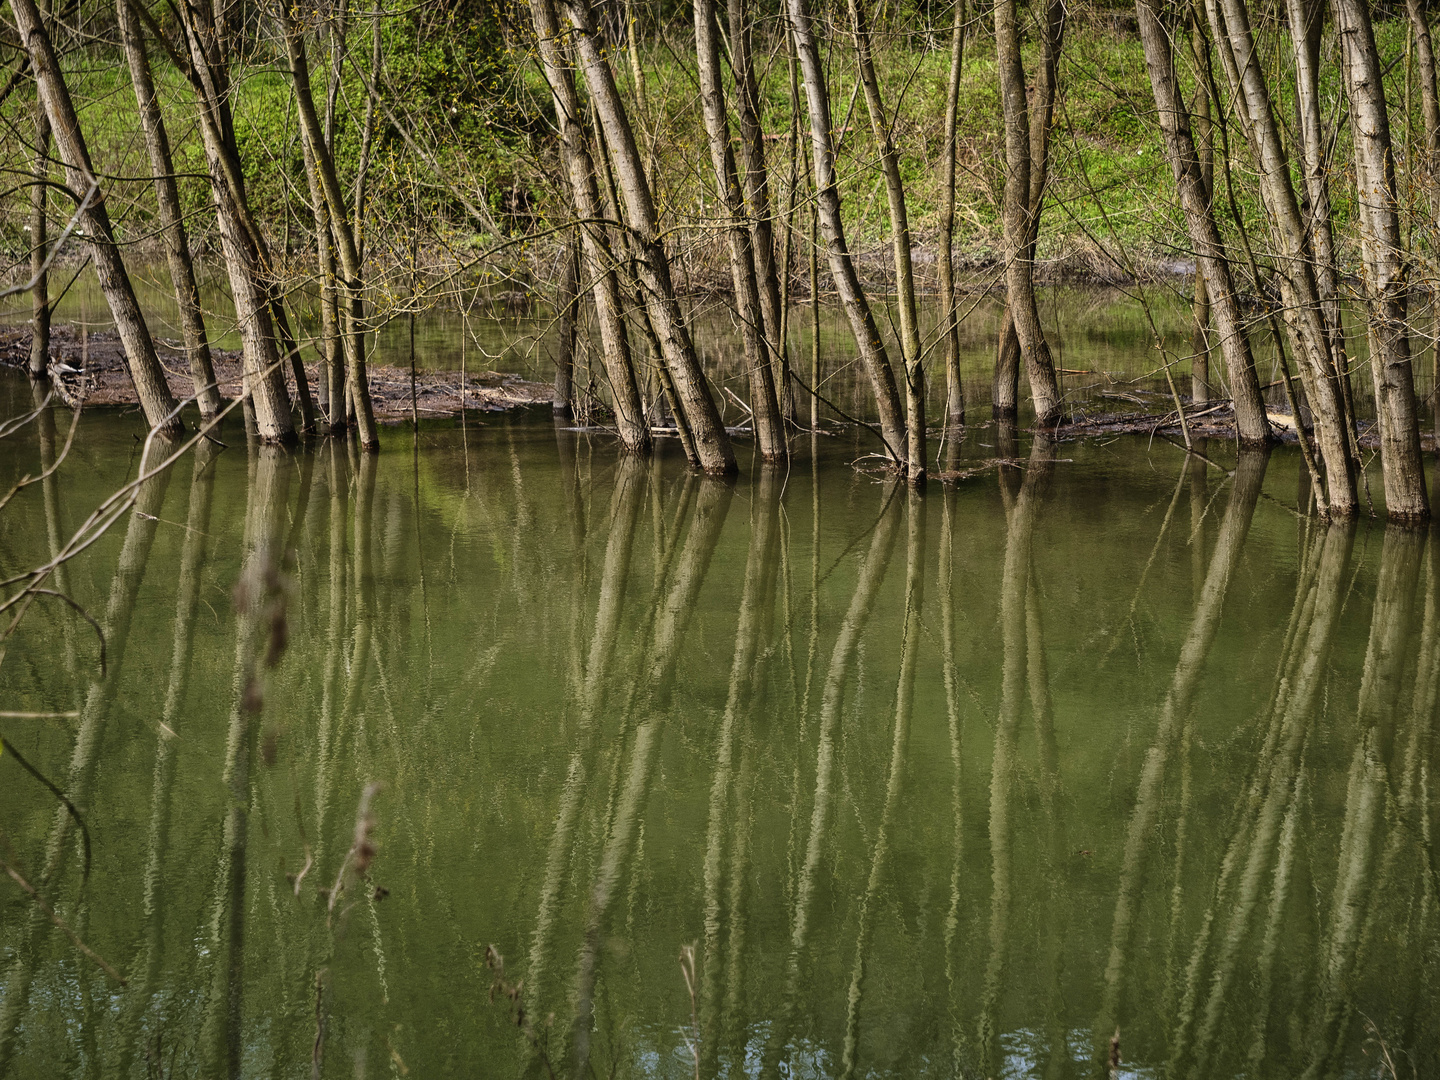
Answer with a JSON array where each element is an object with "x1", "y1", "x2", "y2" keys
[{"x1": 0, "y1": 378, "x2": 1439, "y2": 1078}]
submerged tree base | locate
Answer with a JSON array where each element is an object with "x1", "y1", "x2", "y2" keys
[{"x1": 1, "y1": 324, "x2": 552, "y2": 423}]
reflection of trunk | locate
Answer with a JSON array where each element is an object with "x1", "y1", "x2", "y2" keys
[
  {"x1": 1304, "y1": 531, "x2": 1423, "y2": 1076},
  {"x1": 1135, "y1": 0, "x2": 1268, "y2": 442},
  {"x1": 570, "y1": 480, "x2": 732, "y2": 1077},
  {"x1": 786, "y1": 0, "x2": 906, "y2": 462},
  {"x1": 202, "y1": 447, "x2": 291, "y2": 1080},
  {"x1": 0, "y1": 461, "x2": 172, "y2": 1074},
  {"x1": 1096, "y1": 446, "x2": 1267, "y2": 1055},
  {"x1": 940, "y1": 480, "x2": 970, "y2": 1072},
  {"x1": 526, "y1": 457, "x2": 645, "y2": 1015},
  {"x1": 763, "y1": 488, "x2": 900, "y2": 1077},
  {"x1": 841, "y1": 491, "x2": 924, "y2": 1079},
  {"x1": 938, "y1": 4, "x2": 966, "y2": 429},
  {"x1": 1170, "y1": 520, "x2": 1352, "y2": 1071},
  {"x1": 118, "y1": 0, "x2": 222, "y2": 418},
  {"x1": 701, "y1": 469, "x2": 781, "y2": 1076},
  {"x1": 313, "y1": 442, "x2": 349, "y2": 853},
  {"x1": 1205, "y1": 0, "x2": 1356, "y2": 513},
  {"x1": 852, "y1": 0, "x2": 925, "y2": 479},
  {"x1": 529, "y1": 0, "x2": 650, "y2": 453},
  {"x1": 692, "y1": 0, "x2": 785, "y2": 460},
  {"x1": 10, "y1": 0, "x2": 181, "y2": 434},
  {"x1": 560, "y1": 0, "x2": 734, "y2": 473},
  {"x1": 1334, "y1": 0, "x2": 1430, "y2": 522},
  {"x1": 114, "y1": 440, "x2": 219, "y2": 1077},
  {"x1": 980, "y1": 435, "x2": 1053, "y2": 1073},
  {"x1": 993, "y1": 0, "x2": 1064, "y2": 426}
]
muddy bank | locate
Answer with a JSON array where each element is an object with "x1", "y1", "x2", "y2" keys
[{"x1": 0, "y1": 324, "x2": 554, "y2": 422}]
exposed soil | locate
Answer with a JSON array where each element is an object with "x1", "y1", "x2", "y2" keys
[{"x1": 0, "y1": 324, "x2": 554, "y2": 421}]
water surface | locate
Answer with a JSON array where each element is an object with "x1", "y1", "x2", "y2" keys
[{"x1": 0, "y1": 388, "x2": 1438, "y2": 1078}]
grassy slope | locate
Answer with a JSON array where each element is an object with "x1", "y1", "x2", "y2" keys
[{"x1": 0, "y1": 8, "x2": 1430, "y2": 286}]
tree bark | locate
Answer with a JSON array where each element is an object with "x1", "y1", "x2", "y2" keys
[
  {"x1": 994, "y1": 0, "x2": 1064, "y2": 426},
  {"x1": 1206, "y1": 0, "x2": 1357, "y2": 513},
  {"x1": 851, "y1": 0, "x2": 926, "y2": 480},
  {"x1": 28, "y1": 75, "x2": 49, "y2": 380},
  {"x1": 1136, "y1": 0, "x2": 1270, "y2": 444},
  {"x1": 118, "y1": 0, "x2": 222, "y2": 418},
  {"x1": 561, "y1": 0, "x2": 735, "y2": 474},
  {"x1": 170, "y1": 0, "x2": 295, "y2": 441},
  {"x1": 939, "y1": 0, "x2": 967, "y2": 430},
  {"x1": 553, "y1": 241, "x2": 579, "y2": 415},
  {"x1": 786, "y1": 0, "x2": 906, "y2": 463},
  {"x1": 10, "y1": 0, "x2": 182, "y2": 435},
  {"x1": 1405, "y1": 0, "x2": 1440, "y2": 166},
  {"x1": 693, "y1": 0, "x2": 786, "y2": 461},
  {"x1": 280, "y1": 8, "x2": 380, "y2": 450},
  {"x1": 529, "y1": 0, "x2": 650, "y2": 454},
  {"x1": 1334, "y1": 0, "x2": 1430, "y2": 522},
  {"x1": 727, "y1": 0, "x2": 791, "y2": 421}
]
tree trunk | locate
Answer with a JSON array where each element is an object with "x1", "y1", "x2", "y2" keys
[
  {"x1": 561, "y1": 0, "x2": 735, "y2": 474},
  {"x1": 10, "y1": 0, "x2": 182, "y2": 436},
  {"x1": 280, "y1": 9, "x2": 381, "y2": 449},
  {"x1": 1136, "y1": 0, "x2": 1270, "y2": 444},
  {"x1": 786, "y1": 0, "x2": 906, "y2": 464},
  {"x1": 1206, "y1": 0, "x2": 1357, "y2": 513},
  {"x1": 994, "y1": 0, "x2": 1063, "y2": 426},
  {"x1": 171, "y1": 0, "x2": 295, "y2": 441},
  {"x1": 994, "y1": 306, "x2": 1020, "y2": 417},
  {"x1": 939, "y1": 1, "x2": 966, "y2": 430},
  {"x1": 693, "y1": 0, "x2": 786, "y2": 461},
  {"x1": 117, "y1": 0, "x2": 222, "y2": 418},
  {"x1": 553, "y1": 241, "x2": 579, "y2": 415},
  {"x1": 728, "y1": 0, "x2": 793, "y2": 422},
  {"x1": 1190, "y1": 31, "x2": 1212, "y2": 406},
  {"x1": 28, "y1": 77, "x2": 49, "y2": 380},
  {"x1": 851, "y1": 0, "x2": 926, "y2": 481},
  {"x1": 299, "y1": 113, "x2": 344, "y2": 427},
  {"x1": 1334, "y1": 0, "x2": 1430, "y2": 522},
  {"x1": 528, "y1": 0, "x2": 650, "y2": 454},
  {"x1": 1287, "y1": 0, "x2": 1351, "y2": 425},
  {"x1": 1405, "y1": 0, "x2": 1440, "y2": 166}
]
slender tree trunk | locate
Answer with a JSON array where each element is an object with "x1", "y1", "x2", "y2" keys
[
  {"x1": 693, "y1": 0, "x2": 786, "y2": 460},
  {"x1": 1288, "y1": 0, "x2": 1352, "y2": 431},
  {"x1": 529, "y1": 0, "x2": 650, "y2": 454},
  {"x1": 1334, "y1": 0, "x2": 1430, "y2": 522},
  {"x1": 1405, "y1": 0, "x2": 1440, "y2": 170},
  {"x1": 172, "y1": 0, "x2": 295, "y2": 441},
  {"x1": 280, "y1": 9, "x2": 380, "y2": 449},
  {"x1": 851, "y1": 0, "x2": 926, "y2": 480},
  {"x1": 728, "y1": 0, "x2": 792, "y2": 421},
  {"x1": 300, "y1": 117, "x2": 344, "y2": 427},
  {"x1": 787, "y1": 0, "x2": 906, "y2": 463},
  {"x1": 553, "y1": 241, "x2": 579, "y2": 415},
  {"x1": 28, "y1": 96, "x2": 50, "y2": 381},
  {"x1": 118, "y1": 0, "x2": 222, "y2": 418},
  {"x1": 994, "y1": 0, "x2": 1063, "y2": 426},
  {"x1": 1190, "y1": 29, "x2": 1212, "y2": 405},
  {"x1": 1206, "y1": 0, "x2": 1356, "y2": 513},
  {"x1": 561, "y1": 0, "x2": 735, "y2": 474},
  {"x1": 939, "y1": 0, "x2": 967, "y2": 429},
  {"x1": 1136, "y1": 0, "x2": 1270, "y2": 443},
  {"x1": 10, "y1": 0, "x2": 182, "y2": 435}
]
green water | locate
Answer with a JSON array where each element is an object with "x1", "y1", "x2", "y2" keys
[{"x1": 0, "y1": 378, "x2": 1438, "y2": 1078}]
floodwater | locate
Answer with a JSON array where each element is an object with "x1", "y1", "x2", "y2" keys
[{"x1": 1, "y1": 364, "x2": 1438, "y2": 1079}]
